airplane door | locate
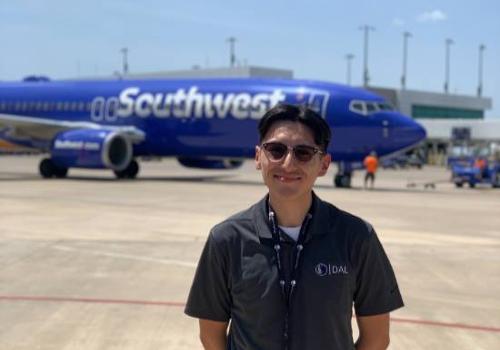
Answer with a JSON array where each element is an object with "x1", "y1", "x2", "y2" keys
[
  {"x1": 306, "y1": 90, "x2": 330, "y2": 119},
  {"x1": 90, "y1": 97, "x2": 119, "y2": 122},
  {"x1": 294, "y1": 88, "x2": 330, "y2": 119},
  {"x1": 91, "y1": 97, "x2": 105, "y2": 121}
]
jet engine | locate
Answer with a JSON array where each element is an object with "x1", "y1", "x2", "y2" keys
[{"x1": 50, "y1": 129, "x2": 132, "y2": 170}]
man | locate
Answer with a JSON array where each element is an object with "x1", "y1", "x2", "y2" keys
[
  {"x1": 185, "y1": 104, "x2": 404, "y2": 350},
  {"x1": 363, "y1": 151, "x2": 379, "y2": 189}
]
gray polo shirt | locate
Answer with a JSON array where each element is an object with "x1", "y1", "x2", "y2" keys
[{"x1": 185, "y1": 194, "x2": 404, "y2": 350}]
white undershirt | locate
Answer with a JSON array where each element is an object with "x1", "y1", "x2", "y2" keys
[{"x1": 279, "y1": 225, "x2": 302, "y2": 241}]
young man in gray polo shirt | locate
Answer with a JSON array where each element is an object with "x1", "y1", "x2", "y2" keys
[{"x1": 185, "y1": 104, "x2": 404, "y2": 350}]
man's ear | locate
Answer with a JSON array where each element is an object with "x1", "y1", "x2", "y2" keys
[
  {"x1": 318, "y1": 153, "x2": 331, "y2": 177},
  {"x1": 255, "y1": 146, "x2": 262, "y2": 170}
]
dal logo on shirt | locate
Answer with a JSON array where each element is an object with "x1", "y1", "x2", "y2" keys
[{"x1": 315, "y1": 263, "x2": 349, "y2": 276}]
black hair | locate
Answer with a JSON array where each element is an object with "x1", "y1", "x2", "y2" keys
[{"x1": 258, "y1": 103, "x2": 331, "y2": 152}]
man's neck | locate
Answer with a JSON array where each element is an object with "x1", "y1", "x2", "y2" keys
[{"x1": 269, "y1": 192, "x2": 312, "y2": 227}]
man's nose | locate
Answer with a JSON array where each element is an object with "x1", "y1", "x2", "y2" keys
[{"x1": 281, "y1": 150, "x2": 297, "y2": 169}]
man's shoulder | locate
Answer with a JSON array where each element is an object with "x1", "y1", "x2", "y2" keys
[
  {"x1": 319, "y1": 198, "x2": 374, "y2": 239},
  {"x1": 209, "y1": 202, "x2": 260, "y2": 242},
  {"x1": 340, "y1": 208, "x2": 373, "y2": 232}
]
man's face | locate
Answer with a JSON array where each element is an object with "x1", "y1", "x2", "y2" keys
[{"x1": 255, "y1": 121, "x2": 331, "y2": 202}]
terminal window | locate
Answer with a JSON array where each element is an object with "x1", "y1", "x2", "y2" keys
[{"x1": 412, "y1": 105, "x2": 483, "y2": 119}]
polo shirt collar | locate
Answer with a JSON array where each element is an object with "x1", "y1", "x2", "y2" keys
[{"x1": 252, "y1": 191, "x2": 332, "y2": 243}]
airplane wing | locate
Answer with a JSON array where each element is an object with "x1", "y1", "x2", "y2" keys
[{"x1": 0, "y1": 113, "x2": 145, "y2": 149}]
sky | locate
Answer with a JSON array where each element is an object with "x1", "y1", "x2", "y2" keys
[{"x1": 1, "y1": 0, "x2": 499, "y2": 117}]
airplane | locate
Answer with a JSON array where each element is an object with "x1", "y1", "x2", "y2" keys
[{"x1": 0, "y1": 77, "x2": 426, "y2": 187}]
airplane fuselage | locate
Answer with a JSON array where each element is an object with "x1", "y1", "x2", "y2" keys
[{"x1": 0, "y1": 78, "x2": 424, "y2": 161}]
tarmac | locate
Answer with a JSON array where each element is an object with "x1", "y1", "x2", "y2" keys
[{"x1": 0, "y1": 155, "x2": 499, "y2": 350}]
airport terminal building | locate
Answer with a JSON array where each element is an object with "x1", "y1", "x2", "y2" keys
[{"x1": 367, "y1": 86, "x2": 498, "y2": 164}]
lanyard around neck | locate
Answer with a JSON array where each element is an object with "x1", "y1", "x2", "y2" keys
[{"x1": 268, "y1": 203, "x2": 312, "y2": 305}]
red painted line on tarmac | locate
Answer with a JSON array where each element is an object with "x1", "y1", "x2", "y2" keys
[
  {"x1": 0, "y1": 295, "x2": 185, "y2": 308},
  {"x1": 1, "y1": 295, "x2": 499, "y2": 333}
]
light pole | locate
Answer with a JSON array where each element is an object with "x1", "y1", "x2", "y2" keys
[
  {"x1": 444, "y1": 38, "x2": 454, "y2": 94},
  {"x1": 359, "y1": 25, "x2": 375, "y2": 87},
  {"x1": 120, "y1": 47, "x2": 129, "y2": 76},
  {"x1": 477, "y1": 44, "x2": 486, "y2": 97},
  {"x1": 226, "y1": 37, "x2": 237, "y2": 68},
  {"x1": 345, "y1": 54, "x2": 354, "y2": 85},
  {"x1": 401, "y1": 31, "x2": 412, "y2": 90}
]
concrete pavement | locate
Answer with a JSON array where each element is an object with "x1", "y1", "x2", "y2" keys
[{"x1": 0, "y1": 156, "x2": 499, "y2": 349}]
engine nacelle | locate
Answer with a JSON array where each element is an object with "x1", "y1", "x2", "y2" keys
[
  {"x1": 50, "y1": 129, "x2": 132, "y2": 170},
  {"x1": 177, "y1": 157, "x2": 244, "y2": 169}
]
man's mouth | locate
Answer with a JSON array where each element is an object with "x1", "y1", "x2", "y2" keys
[{"x1": 274, "y1": 174, "x2": 302, "y2": 182}]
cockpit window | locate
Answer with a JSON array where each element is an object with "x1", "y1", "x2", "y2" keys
[
  {"x1": 351, "y1": 101, "x2": 364, "y2": 114},
  {"x1": 377, "y1": 102, "x2": 394, "y2": 111},
  {"x1": 366, "y1": 102, "x2": 377, "y2": 113},
  {"x1": 349, "y1": 100, "x2": 394, "y2": 116}
]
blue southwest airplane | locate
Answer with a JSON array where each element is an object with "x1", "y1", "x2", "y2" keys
[{"x1": 0, "y1": 77, "x2": 426, "y2": 187}]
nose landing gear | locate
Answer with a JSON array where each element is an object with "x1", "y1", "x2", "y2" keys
[
  {"x1": 333, "y1": 162, "x2": 352, "y2": 188},
  {"x1": 334, "y1": 172, "x2": 352, "y2": 188}
]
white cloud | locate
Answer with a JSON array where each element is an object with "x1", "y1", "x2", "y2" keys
[
  {"x1": 392, "y1": 18, "x2": 405, "y2": 27},
  {"x1": 417, "y1": 10, "x2": 448, "y2": 22}
]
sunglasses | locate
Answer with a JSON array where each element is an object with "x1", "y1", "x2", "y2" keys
[{"x1": 261, "y1": 142, "x2": 324, "y2": 163}]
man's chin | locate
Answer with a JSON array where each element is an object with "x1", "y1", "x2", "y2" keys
[{"x1": 269, "y1": 187, "x2": 310, "y2": 202}]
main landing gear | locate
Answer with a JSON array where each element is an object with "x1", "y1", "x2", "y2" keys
[
  {"x1": 114, "y1": 159, "x2": 139, "y2": 179},
  {"x1": 39, "y1": 158, "x2": 68, "y2": 178},
  {"x1": 38, "y1": 158, "x2": 140, "y2": 179}
]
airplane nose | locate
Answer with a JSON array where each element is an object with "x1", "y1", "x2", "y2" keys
[
  {"x1": 394, "y1": 117, "x2": 427, "y2": 147},
  {"x1": 403, "y1": 119, "x2": 427, "y2": 145},
  {"x1": 413, "y1": 120, "x2": 427, "y2": 143},
  {"x1": 392, "y1": 116, "x2": 427, "y2": 148}
]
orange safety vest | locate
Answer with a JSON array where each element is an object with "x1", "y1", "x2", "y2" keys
[
  {"x1": 474, "y1": 159, "x2": 486, "y2": 170},
  {"x1": 364, "y1": 155, "x2": 378, "y2": 173}
]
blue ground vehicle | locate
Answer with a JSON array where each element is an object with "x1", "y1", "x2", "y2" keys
[{"x1": 452, "y1": 160, "x2": 500, "y2": 188}]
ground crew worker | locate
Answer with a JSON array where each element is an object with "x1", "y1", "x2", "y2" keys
[
  {"x1": 185, "y1": 104, "x2": 404, "y2": 350},
  {"x1": 473, "y1": 157, "x2": 487, "y2": 179},
  {"x1": 364, "y1": 151, "x2": 379, "y2": 189}
]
